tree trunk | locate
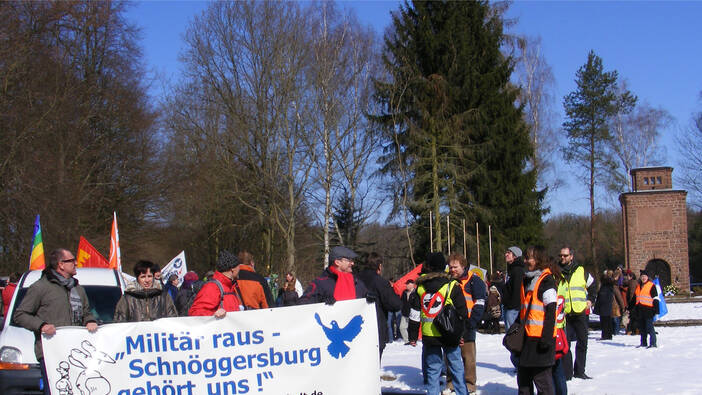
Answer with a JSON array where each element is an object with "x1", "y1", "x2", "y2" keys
[
  {"x1": 432, "y1": 135, "x2": 442, "y2": 253},
  {"x1": 590, "y1": 136, "x2": 599, "y2": 277}
]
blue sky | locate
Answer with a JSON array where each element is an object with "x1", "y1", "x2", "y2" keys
[{"x1": 126, "y1": 1, "x2": 702, "y2": 217}]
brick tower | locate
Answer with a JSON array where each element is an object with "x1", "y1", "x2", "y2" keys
[{"x1": 620, "y1": 167, "x2": 689, "y2": 291}]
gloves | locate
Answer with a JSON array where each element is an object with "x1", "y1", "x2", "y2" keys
[
  {"x1": 366, "y1": 292, "x2": 377, "y2": 304},
  {"x1": 323, "y1": 296, "x2": 336, "y2": 305}
]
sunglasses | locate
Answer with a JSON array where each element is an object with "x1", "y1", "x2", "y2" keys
[
  {"x1": 558, "y1": 254, "x2": 570, "y2": 257},
  {"x1": 60, "y1": 258, "x2": 77, "y2": 264}
]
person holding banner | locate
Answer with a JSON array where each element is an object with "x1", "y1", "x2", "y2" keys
[
  {"x1": 189, "y1": 250, "x2": 244, "y2": 317},
  {"x1": 14, "y1": 248, "x2": 98, "y2": 395},
  {"x1": 114, "y1": 260, "x2": 177, "y2": 322}
]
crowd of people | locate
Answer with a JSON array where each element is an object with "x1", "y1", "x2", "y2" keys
[{"x1": 2, "y1": 244, "x2": 662, "y2": 395}]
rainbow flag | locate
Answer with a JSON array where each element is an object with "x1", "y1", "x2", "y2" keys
[{"x1": 29, "y1": 214, "x2": 45, "y2": 270}]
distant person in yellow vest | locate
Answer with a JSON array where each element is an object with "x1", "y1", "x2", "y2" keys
[
  {"x1": 518, "y1": 246, "x2": 558, "y2": 395},
  {"x1": 409, "y1": 253, "x2": 469, "y2": 395},
  {"x1": 635, "y1": 270, "x2": 658, "y2": 348},
  {"x1": 448, "y1": 253, "x2": 486, "y2": 395},
  {"x1": 558, "y1": 246, "x2": 596, "y2": 380}
]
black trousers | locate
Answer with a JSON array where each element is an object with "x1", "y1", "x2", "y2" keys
[
  {"x1": 518, "y1": 366, "x2": 555, "y2": 395},
  {"x1": 600, "y1": 315, "x2": 613, "y2": 340},
  {"x1": 563, "y1": 313, "x2": 589, "y2": 378}
]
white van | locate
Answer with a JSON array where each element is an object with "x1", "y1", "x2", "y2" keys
[{"x1": 0, "y1": 268, "x2": 126, "y2": 394}]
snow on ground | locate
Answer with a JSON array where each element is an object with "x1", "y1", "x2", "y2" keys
[{"x1": 380, "y1": 302, "x2": 702, "y2": 394}]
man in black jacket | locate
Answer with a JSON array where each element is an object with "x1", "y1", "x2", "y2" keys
[{"x1": 357, "y1": 252, "x2": 402, "y2": 359}]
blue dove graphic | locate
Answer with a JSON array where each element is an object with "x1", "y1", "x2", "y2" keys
[{"x1": 314, "y1": 313, "x2": 364, "y2": 359}]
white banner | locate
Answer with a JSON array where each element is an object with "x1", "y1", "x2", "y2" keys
[
  {"x1": 42, "y1": 299, "x2": 380, "y2": 395},
  {"x1": 161, "y1": 251, "x2": 187, "y2": 287}
]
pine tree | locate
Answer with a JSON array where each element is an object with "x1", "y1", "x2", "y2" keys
[
  {"x1": 562, "y1": 50, "x2": 619, "y2": 276},
  {"x1": 373, "y1": 0, "x2": 544, "y2": 260}
]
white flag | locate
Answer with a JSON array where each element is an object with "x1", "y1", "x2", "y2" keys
[{"x1": 162, "y1": 251, "x2": 187, "y2": 286}]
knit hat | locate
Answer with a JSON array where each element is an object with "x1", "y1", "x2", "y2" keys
[
  {"x1": 216, "y1": 250, "x2": 240, "y2": 272},
  {"x1": 425, "y1": 252, "x2": 446, "y2": 272},
  {"x1": 507, "y1": 246, "x2": 522, "y2": 258},
  {"x1": 182, "y1": 271, "x2": 199, "y2": 289},
  {"x1": 640, "y1": 269, "x2": 649, "y2": 277}
]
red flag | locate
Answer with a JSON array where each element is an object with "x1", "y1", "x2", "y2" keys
[
  {"x1": 76, "y1": 236, "x2": 109, "y2": 268},
  {"x1": 108, "y1": 212, "x2": 121, "y2": 270},
  {"x1": 392, "y1": 263, "x2": 423, "y2": 296}
]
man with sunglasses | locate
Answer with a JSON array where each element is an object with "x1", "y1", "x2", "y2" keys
[
  {"x1": 557, "y1": 246, "x2": 597, "y2": 381},
  {"x1": 15, "y1": 248, "x2": 97, "y2": 395}
]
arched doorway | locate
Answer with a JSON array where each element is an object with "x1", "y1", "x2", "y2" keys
[{"x1": 645, "y1": 259, "x2": 671, "y2": 288}]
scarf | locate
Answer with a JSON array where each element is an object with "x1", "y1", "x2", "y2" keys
[
  {"x1": 524, "y1": 269, "x2": 543, "y2": 293},
  {"x1": 329, "y1": 266, "x2": 356, "y2": 301},
  {"x1": 51, "y1": 270, "x2": 83, "y2": 325}
]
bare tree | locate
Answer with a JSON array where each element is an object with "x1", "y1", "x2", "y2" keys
[
  {"x1": 677, "y1": 93, "x2": 702, "y2": 206},
  {"x1": 306, "y1": 3, "x2": 380, "y2": 266},
  {"x1": 609, "y1": 81, "x2": 671, "y2": 194},
  {"x1": 515, "y1": 36, "x2": 561, "y2": 195},
  {"x1": 169, "y1": 1, "x2": 314, "y2": 275}
]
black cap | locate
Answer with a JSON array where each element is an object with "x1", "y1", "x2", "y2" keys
[
  {"x1": 425, "y1": 252, "x2": 446, "y2": 273},
  {"x1": 640, "y1": 269, "x2": 649, "y2": 277},
  {"x1": 329, "y1": 246, "x2": 358, "y2": 264}
]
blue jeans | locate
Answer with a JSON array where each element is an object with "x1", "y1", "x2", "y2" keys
[
  {"x1": 553, "y1": 358, "x2": 568, "y2": 395},
  {"x1": 504, "y1": 308, "x2": 521, "y2": 368},
  {"x1": 639, "y1": 316, "x2": 656, "y2": 347},
  {"x1": 504, "y1": 308, "x2": 519, "y2": 332},
  {"x1": 387, "y1": 310, "x2": 401, "y2": 342},
  {"x1": 424, "y1": 344, "x2": 467, "y2": 395},
  {"x1": 613, "y1": 316, "x2": 621, "y2": 335}
]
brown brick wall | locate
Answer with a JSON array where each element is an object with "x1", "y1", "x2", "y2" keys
[
  {"x1": 620, "y1": 190, "x2": 690, "y2": 291},
  {"x1": 631, "y1": 167, "x2": 673, "y2": 191}
]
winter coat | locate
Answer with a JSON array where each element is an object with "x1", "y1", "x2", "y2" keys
[
  {"x1": 594, "y1": 279, "x2": 614, "y2": 318},
  {"x1": 518, "y1": 271, "x2": 557, "y2": 368},
  {"x1": 2, "y1": 282, "x2": 17, "y2": 317},
  {"x1": 486, "y1": 287, "x2": 502, "y2": 319},
  {"x1": 163, "y1": 282, "x2": 179, "y2": 302},
  {"x1": 635, "y1": 280, "x2": 659, "y2": 319},
  {"x1": 14, "y1": 269, "x2": 96, "y2": 360},
  {"x1": 279, "y1": 288, "x2": 299, "y2": 306},
  {"x1": 298, "y1": 267, "x2": 368, "y2": 304},
  {"x1": 357, "y1": 268, "x2": 402, "y2": 346},
  {"x1": 457, "y1": 269, "x2": 487, "y2": 342},
  {"x1": 188, "y1": 271, "x2": 242, "y2": 316},
  {"x1": 238, "y1": 265, "x2": 274, "y2": 308},
  {"x1": 401, "y1": 289, "x2": 413, "y2": 317},
  {"x1": 612, "y1": 285, "x2": 625, "y2": 317},
  {"x1": 175, "y1": 281, "x2": 205, "y2": 316},
  {"x1": 504, "y1": 257, "x2": 526, "y2": 310},
  {"x1": 408, "y1": 271, "x2": 468, "y2": 347},
  {"x1": 114, "y1": 281, "x2": 177, "y2": 323}
]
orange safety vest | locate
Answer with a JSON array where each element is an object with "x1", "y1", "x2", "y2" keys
[
  {"x1": 520, "y1": 269, "x2": 557, "y2": 338},
  {"x1": 635, "y1": 281, "x2": 654, "y2": 307},
  {"x1": 459, "y1": 271, "x2": 475, "y2": 318}
]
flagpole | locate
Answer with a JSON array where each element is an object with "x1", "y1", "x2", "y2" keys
[
  {"x1": 447, "y1": 215, "x2": 451, "y2": 255},
  {"x1": 429, "y1": 211, "x2": 434, "y2": 253},
  {"x1": 476, "y1": 222, "x2": 480, "y2": 268},
  {"x1": 489, "y1": 225, "x2": 493, "y2": 275}
]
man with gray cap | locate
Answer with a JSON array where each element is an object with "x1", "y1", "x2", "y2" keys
[
  {"x1": 189, "y1": 250, "x2": 244, "y2": 317},
  {"x1": 299, "y1": 246, "x2": 367, "y2": 304}
]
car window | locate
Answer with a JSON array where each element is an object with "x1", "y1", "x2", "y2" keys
[{"x1": 10, "y1": 286, "x2": 123, "y2": 326}]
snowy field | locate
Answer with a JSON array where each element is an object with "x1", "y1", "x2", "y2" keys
[{"x1": 380, "y1": 302, "x2": 702, "y2": 394}]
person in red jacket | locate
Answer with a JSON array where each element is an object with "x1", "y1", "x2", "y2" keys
[
  {"x1": 1, "y1": 272, "x2": 20, "y2": 319},
  {"x1": 189, "y1": 250, "x2": 243, "y2": 317}
]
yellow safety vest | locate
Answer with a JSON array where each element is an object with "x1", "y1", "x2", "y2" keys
[
  {"x1": 561, "y1": 266, "x2": 588, "y2": 314},
  {"x1": 417, "y1": 280, "x2": 457, "y2": 337}
]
